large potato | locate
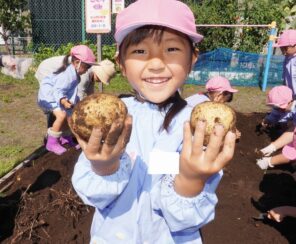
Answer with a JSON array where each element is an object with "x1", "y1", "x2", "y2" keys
[
  {"x1": 190, "y1": 101, "x2": 236, "y2": 145},
  {"x1": 70, "y1": 93, "x2": 127, "y2": 142}
]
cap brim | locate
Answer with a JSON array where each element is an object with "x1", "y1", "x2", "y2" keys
[
  {"x1": 267, "y1": 102, "x2": 288, "y2": 109},
  {"x1": 226, "y1": 88, "x2": 238, "y2": 93},
  {"x1": 273, "y1": 43, "x2": 283, "y2": 48},
  {"x1": 83, "y1": 61, "x2": 99, "y2": 66},
  {"x1": 207, "y1": 88, "x2": 238, "y2": 93}
]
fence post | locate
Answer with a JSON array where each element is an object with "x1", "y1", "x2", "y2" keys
[
  {"x1": 81, "y1": 0, "x2": 86, "y2": 41},
  {"x1": 97, "y1": 34, "x2": 103, "y2": 92},
  {"x1": 262, "y1": 21, "x2": 277, "y2": 92}
]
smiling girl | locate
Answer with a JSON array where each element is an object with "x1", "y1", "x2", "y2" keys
[{"x1": 71, "y1": 0, "x2": 236, "y2": 243}]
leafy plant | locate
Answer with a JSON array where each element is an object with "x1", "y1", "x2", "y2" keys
[
  {"x1": 102, "y1": 44, "x2": 117, "y2": 62},
  {"x1": 33, "y1": 42, "x2": 116, "y2": 64},
  {"x1": 186, "y1": 0, "x2": 291, "y2": 53}
]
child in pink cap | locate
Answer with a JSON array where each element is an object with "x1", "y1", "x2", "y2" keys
[
  {"x1": 71, "y1": 0, "x2": 236, "y2": 243},
  {"x1": 38, "y1": 44, "x2": 97, "y2": 155},
  {"x1": 273, "y1": 29, "x2": 296, "y2": 98},
  {"x1": 257, "y1": 86, "x2": 296, "y2": 169},
  {"x1": 261, "y1": 85, "x2": 296, "y2": 129},
  {"x1": 186, "y1": 75, "x2": 238, "y2": 106}
]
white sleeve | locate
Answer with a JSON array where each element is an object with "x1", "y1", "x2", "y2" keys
[
  {"x1": 151, "y1": 171, "x2": 223, "y2": 232},
  {"x1": 72, "y1": 152, "x2": 133, "y2": 209}
]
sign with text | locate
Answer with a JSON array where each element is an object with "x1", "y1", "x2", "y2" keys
[
  {"x1": 112, "y1": 0, "x2": 124, "y2": 14},
  {"x1": 85, "y1": 0, "x2": 111, "y2": 33}
]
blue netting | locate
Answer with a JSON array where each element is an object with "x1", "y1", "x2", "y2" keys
[{"x1": 186, "y1": 48, "x2": 284, "y2": 87}]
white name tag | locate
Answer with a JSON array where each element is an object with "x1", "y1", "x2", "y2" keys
[{"x1": 148, "y1": 150, "x2": 179, "y2": 174}]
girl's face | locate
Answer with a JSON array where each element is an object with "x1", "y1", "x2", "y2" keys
[
  {"x1": 280, "y1": 45, "x2": 296, "y2": 56},
  {"x1": 73, "y1": 60, "x2": 91, "y2": 75},
  {"x1": 120, "y1": 30, "x2": 197, "y2": 103},
  {"x1": 212, "y1": 91, "x2": 233, "y2": 103}
]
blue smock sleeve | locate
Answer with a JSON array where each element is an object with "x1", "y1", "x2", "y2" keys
[
  {"x1": 152, "y1": 171, "x2": 222, "y2": 232},
  {"x1": 72, "y1": 152, "x2": 133, "y2": 209}
]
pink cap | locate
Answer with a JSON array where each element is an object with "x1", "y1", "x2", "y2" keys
[
  {"x1": 273, "y1": 29, "x2": 296, "y2": 48},
  {"x1": 115, "y1": 0, "x2": 203, "y2": 45},
  {"x1": 205, "y1": 76, "x2": 238, "y2": 93},
  {"x1": 267, "y1": 85, "x2": 292, "y2": 109},
  {"x1": 70, "y1": 45, "x2": 96, "y2": 65}
]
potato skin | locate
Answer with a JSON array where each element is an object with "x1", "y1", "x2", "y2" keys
[
  {"x1": 69, "y1": 93, "x2": 127, "y2": 142},
  {"x1": 190, "y1": 101, "x2": 236, "y2": 145}
]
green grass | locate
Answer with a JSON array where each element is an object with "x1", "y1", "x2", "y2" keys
[{"x1": 0, "y1": 146, "x2": 24, "y2": 176}]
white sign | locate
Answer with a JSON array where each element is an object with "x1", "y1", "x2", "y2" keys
[
  {"x1": 112, "y1": 0, "x2": 125, "y2": 14},
  {"x1": 85, "y1": 0, "x2": 111, "y2": 33}
]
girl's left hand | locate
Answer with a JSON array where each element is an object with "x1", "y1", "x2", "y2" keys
[{"x1": 175, "y1": 120, "x2": 236, "y2": 196}]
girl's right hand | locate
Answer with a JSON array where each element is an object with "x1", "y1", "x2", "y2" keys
[
  {"x1": 61, "y1": 98, "x2": 73, "y2": 109},
  {"x1": 75, "y1": 115, "x2": 132, "y2": 175},
  {"x1": 267, "y1": 207, "x2": 286, "y2": 222}
]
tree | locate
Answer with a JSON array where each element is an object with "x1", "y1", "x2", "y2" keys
[
  {"x1": 185, "y1": 0, "x2": 289, "y2": 53},
  {"x1": 0, "y1": 0, "x2": 31, "y2": 54}
]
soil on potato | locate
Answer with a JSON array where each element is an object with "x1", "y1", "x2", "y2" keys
[{"x1": 1, "y1": 113, "x2": 296, "y2": 244}]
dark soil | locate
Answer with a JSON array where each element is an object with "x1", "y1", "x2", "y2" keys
[{"x1": 1, "y1": 113, "x2": 296, "y2": 244}]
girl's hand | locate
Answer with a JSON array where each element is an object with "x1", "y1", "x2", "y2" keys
[
  {"x1": 267, "y1": 207, "x2": 286, "y2": 222},
  {"x1": 235, "y1": 128, "x2": 241, "y2": 139},
  {"x1": 261, "y1": 119, "x2": 269, "y2": 128},
  {"x1": 175, "y1": 120, "x2": 236, "y2": 197},
  {"x1": 75, "y1": 115, "x2": 132, "y2": 175},
  {"x1": 60, "y1": 98, "x2": 73, "y2": 109}
]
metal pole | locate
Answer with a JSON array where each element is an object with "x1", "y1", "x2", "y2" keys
[
  {"x1": 196, "y1": 24, "x2": 271, "y2": 28},
  {"x1": 81, "y1": 0, "x2": 86, "y2": 41},
  {"x1": 97, "y1": 34, "x2": 103, "y2": 92},
  {"x1": 262, "y1": 21, "x2": 277, "y2": 92}
]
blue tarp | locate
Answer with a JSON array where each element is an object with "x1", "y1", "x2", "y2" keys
[{"x1": 186, "y1": 48, "x2": 284, "y2": 87}]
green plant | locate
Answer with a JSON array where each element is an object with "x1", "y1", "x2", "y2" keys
[
  {"x1": 102, "y1": 44, "x2": 117, "y2": 62},
  {"x1": 33, "y1": 42, "x2": 117, "y2": 64},
  {"x1": 186, "y1": 0, "x2": 289, "y2": 53}
]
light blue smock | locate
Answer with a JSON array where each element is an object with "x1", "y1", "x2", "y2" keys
[
  {"x1": 185, "y1": 93, "x2": 210, "y2": 107},
  {"x1": 283, "y1": 55, "x2": 296, "y2": 99},
  {"x1": 72, "y1": 97, "x2": 223, "y2": 244},
  {"x1": 37, "y1": 64, "x2": 79, "y2": 112}
]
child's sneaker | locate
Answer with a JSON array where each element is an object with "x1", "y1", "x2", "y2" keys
[{"x1": 256, "y1": 157, "x2": 273, "y2": 170}]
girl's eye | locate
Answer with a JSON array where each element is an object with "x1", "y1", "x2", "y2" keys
[
  {"x1": 167, "y1": 47, "x2": 180, "y2": 52},
  {"x1": 132, "y1": 49, "x2": 146, "y2": 54}
]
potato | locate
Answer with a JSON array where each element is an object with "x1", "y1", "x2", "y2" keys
[
  {"x1": 190, "y1": 101, "x2": 236, "y2": 145},
  {"x1": 69, "y1": 93, "x2": 127, "y2": 142}
]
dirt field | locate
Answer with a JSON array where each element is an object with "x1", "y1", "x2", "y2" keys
[{"x1": 1, "y1": 111, "x2": 296, "y2": 243}]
